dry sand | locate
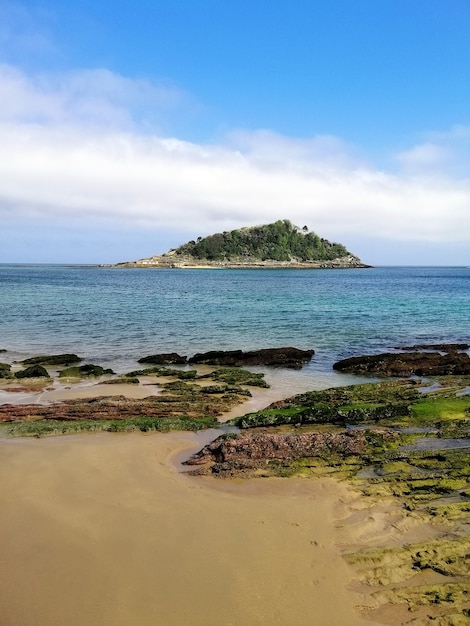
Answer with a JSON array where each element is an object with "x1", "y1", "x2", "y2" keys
[{"x1": 0, "y1": 431, "x2": 372, "y2": 626}]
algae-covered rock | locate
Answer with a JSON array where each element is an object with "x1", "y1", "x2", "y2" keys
[
  {"x1": 184, "y1": 430, "x2": 369, "y2": 474},
  {"x1": 125, "y1": 366, "x2": 197, "y2": 379},
  {"x1": 137, "y1": 353, "x2": 187, "y2": 364},
  {"x1": 207, "y1": 367, "x2": 269, "y2": 388},
  {"x1": 333, "y1": 350, "x2": 470, "y2": 376},
  {"x1": 21, "y1": 354, "x2": 82, "y2": 366},
  {"x1": 59, "y1": 364, "x2": 114, "y2": 378},
  {"x1": 235, "y1": 401, "x2": 411, "y2": 428},
  {"x1": 0, "y1": 363, "x2": 11, "y2": 378},
  {"x1": 102, "y1": 377, "x2": 140, "y2": 385},
  {"x1": 15, "y1": 364, "x2": 50, "y2": 378},
  {"x1": 189, "y1": 347, "x2": 314, "y2": 369},
  {"x1": 160, "y1": 368, "x2": 197, "y2": 379},
  {"x1": 396, "y1": 342, "x2": 470, "y2": 352}
]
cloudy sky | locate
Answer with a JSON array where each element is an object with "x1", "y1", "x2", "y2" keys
[{"x1": 1, "y1": 0, "x2": 469, "y2": 264}]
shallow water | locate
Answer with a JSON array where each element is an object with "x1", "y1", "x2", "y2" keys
[
  {"x1": 402, "y1": 438, "x2": 470, "y2": 452},
  {"x1": 1, "y1": 265, "x2": 469, "y2": 394}
]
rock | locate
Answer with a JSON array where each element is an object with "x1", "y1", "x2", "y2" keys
[
  {"x1": 102, "y1": 377, "x2": 140, "y2": 385},
  {"x1": 188, "y1": 347, "x2": 314, "y2": 369},
  {"x1": 207, "y1": 368, "x2": 269, "y2": 387},
  {"x1": 184, "y1": 430, "x2": 370, "y2": 473},
  {"x1": 125, "y1": 366, "x2": 197, "y2": 378},
  {"x1": 333, "y1": 351, "x2": 470, "y2": 376},
  {"x1": 15, "y1": 365, "x2": 50, "y2": 378},
  {"x1": 21, "y1": 354, "x2": 82, "y2": 366},
  {"x1": 59, "y1": 364, "x2": 114, "y2": 378},
  {"x1": 137, "y1": 352, "x2": 187, "y2": 365},
  {"x1": 394, "y1": 343, "x2": 469, "y2": 352},
  {"x1": 0, "y1": 382, "x2": 250, "y2": 423},
  {"x1": 0, "y1": 363, "x2": 12, "y2": 378},
  {"x1": 199, "y1": 385, "x2": 227, "y2": 394}
]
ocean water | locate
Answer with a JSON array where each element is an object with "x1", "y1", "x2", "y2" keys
[{"x1": 1, "y1": 265, "x2": 469, "y2": 394}]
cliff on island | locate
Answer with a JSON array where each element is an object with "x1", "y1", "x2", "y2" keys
[{"x1": 110, "y1": 220, "x2": 370, "y2": 268}]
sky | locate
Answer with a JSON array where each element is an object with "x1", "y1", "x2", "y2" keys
[{"x1": 1, "y1": 0, "x2": 470, "y2": 265}]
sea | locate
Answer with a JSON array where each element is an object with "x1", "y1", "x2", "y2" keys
[{"x1": 1, "y1": 265, "x2": 469, "y2": 397}]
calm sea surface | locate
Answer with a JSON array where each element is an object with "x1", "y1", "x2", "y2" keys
[{"x1": 1, "y1": 265, "x2": 469, "y2": 394}]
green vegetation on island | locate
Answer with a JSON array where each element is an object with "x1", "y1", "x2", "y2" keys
[{"x1": 176, "y1": 219, "x2": 350, "y2": 262}]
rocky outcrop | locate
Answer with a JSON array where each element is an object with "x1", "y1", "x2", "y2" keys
[
  {"x1": 188, "y1": 347, "x2": 314, "y2": 369},
  {"x1": 394, "y1": 343, "x2": 469, "y2": 352},
  {"x1": 138, "y1": 353, "x2": 187, "y2": 365},
  {"x1": 184, "y1": 430, "x2": 392, "y2": 476},
  {"x1": 0, "y1": 379, "x2": 253, "y2": 424},
  {"x1": 21, "y1": 354, "x2": 82, "y2": 366},
  {"x1": 136, "y1": 347, "x2": 314, "y2": 368},
  {"x1": 15, "y1": 365, "x2": 50, "y2": 378},
  {"x1": 113, "y1": 255, "x2": 370, "y2": 269},
  {"x1": 0, "y1": 363, "x2": 11, "y2": 378},
  {"x1": 333, "y1": 350, "x2": 470, "y2": 376},
  {"x1": 59, "y1": 364, "x2": 114, "y2": 378}
]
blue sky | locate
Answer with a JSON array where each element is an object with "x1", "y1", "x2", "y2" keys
[{"x1": 1, "y1": 0, "x2": 470, "y2": 264}]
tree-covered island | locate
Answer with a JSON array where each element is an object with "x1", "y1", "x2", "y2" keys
[{"x1": 110, "y1": 220, "x2": 369, "y2": 268}]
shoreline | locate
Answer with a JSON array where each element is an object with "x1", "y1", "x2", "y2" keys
[
  {"x1": 0, "y1": 431, "x2": 372, "y2": 626},
  {"x1": 2, "y1": 352, "x2": 469, "y2": 623},
  {"x1": 105, "y1": 261, "x2": 372, "y2": 269}
]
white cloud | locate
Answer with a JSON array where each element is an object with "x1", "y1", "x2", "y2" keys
[
  {"x1": 1, "y1": 63, "x2": 470, "y2": 253},
  {"x1": 395, "y1": 142, "x2": 449, "y2": 170},
  {"x1": 225, "y1": 129, "x2": 367, "y2": 172},
  {"x1": 0, "y1": 63, "x2": 188, "y2": 129},
  {"x1": 394, "y1": 125, "x2": 470, "y2": 178}
]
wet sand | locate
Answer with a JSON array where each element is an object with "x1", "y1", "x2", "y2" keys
[{"x1": 0, "y1": 431, "x2": 372, "y2": 626}]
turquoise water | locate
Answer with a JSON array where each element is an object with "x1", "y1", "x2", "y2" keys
[{"x1": 1, "y1": 265, "x2": 469, "y2": 392}]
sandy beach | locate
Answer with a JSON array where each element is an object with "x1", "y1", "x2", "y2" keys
[{"x1": 0, "y1": 430, "x2": 372, "y2": 626}]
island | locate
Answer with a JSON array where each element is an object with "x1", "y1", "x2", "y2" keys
[{"x1": 107, "y1": 219, "x2": 370, "y2": 268}]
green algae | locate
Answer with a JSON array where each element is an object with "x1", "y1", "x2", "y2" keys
[
  {"x1": 411, "y1": 397, "x2": 470, "y2": 423},
  {"x1": 59, "y1": 364, "x2": 114, "y2": 378},
  {"x1": 231, "y1": 379, "x2": 421, "y2": 428},
  {"x1": 374, "y1": 583, "x2": 470, "y2": 611},
  {"x1": 204, "y1": 367, "x2": 269, "y2": 388},
  {"x1": 125, "y1": 366, "x2": 198, "y2": 378},
  {"x1": 231, "y1": 377, "x2": 470, "y2": 429},
  {"x1": 426, "y1": 502, "x2": 470, "y2": 522},
  {"x1": 345, "y1": 537, "x2": 470, "y2": 600},
  {"x1": 15, "y1": 365, "x2": 50, "y2": 379},
  {"x1": 124, "y1": 365, "x2": 267, "y2": 387},
  {"x1": 0, "y1": 415, "x2": 218, "y2": 438}
]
